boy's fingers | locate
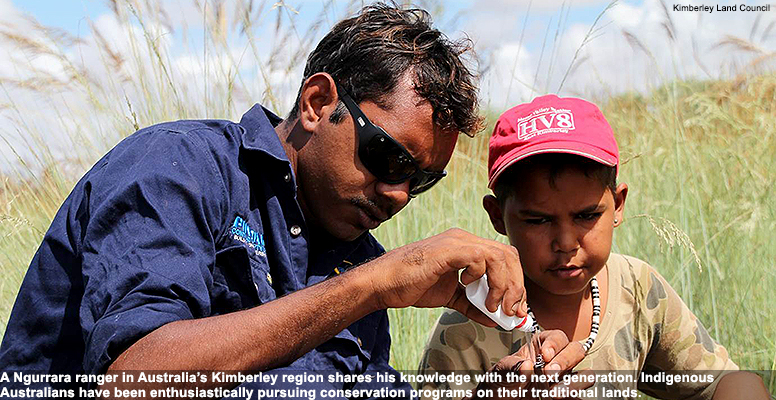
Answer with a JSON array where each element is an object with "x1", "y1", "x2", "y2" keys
[
  {"x1": 540, "y1": 334, "x2": 585, "y2": 374},
  {"x1": 548, "y1": 370, "x2": 595, "y2": 399},
  {"x1": 537, "y1": 330, "x2": 570, "y2": 358},
  {"x1": 491, "y1": 353, "x2": 526, "y2": 374},
  {"x1": 518, "y1": 355, "x2": 536, "y2": 376},
  {"x1": 567, "y1": 370, "x2": 596, "y2": 390}
]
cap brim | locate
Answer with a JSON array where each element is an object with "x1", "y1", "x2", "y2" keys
[{"x1": 488, "y1": 140, "x2": 618, "y2": 189}]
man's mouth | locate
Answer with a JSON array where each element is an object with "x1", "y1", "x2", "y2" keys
[
  {"x1": 356, "y1": 205, "x2": 387, "y2": 230},
  {"x1": 350, "y1": 197, "x2": 391, "y2": 230}
]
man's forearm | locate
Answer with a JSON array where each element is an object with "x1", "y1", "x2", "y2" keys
[
  {"x1": 712, "y1": 371, "x2": 770, "y2": 400},
  {"x1": 101, "y1": 264, "x2": 379, "y2": 396}
]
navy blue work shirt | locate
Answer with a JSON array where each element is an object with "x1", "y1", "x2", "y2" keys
[{"x1": 0, "y1": 105, "x2": 412, "y2": 398}]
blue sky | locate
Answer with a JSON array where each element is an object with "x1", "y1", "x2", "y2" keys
[
  {"x1": 12, "y1": 0, "x2": 108, "y2": 33},
  {"x1": 12, "y1": 0, "x2": 608, "y2": 33}
]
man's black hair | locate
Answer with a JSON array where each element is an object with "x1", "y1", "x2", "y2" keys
[{"x1": 287, "y1": 2, "x2": 482, "y2": 136}]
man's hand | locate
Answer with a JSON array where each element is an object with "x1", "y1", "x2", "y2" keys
[
  {"x1": 470, "y1": 330, "x2": 592, "y2": 400},
  {"x1": 363, "y1": 228, "x2": 527, "y2": 326}
]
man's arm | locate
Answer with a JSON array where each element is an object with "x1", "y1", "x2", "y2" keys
[
  {"x1": 101, "y1": 229, "x2": 528, "y2": 397},
  {"x1": 105, "y1": 261, "x2": 376, "y2": 372}
]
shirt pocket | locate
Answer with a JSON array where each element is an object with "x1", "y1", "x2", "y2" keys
[
  {"x1": 212, "y1": 245, "x2": 275, "y2": 311},
  {"x1": 327, "y1": 316, "x2": 378, "y2": 367},
  {"x1": 247, "y1": 253, "x2": 276, "y2": 304}
]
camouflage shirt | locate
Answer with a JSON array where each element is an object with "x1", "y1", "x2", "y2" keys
[{"x1": 417, "y1": 253, "x2": 737, "y2": 400}]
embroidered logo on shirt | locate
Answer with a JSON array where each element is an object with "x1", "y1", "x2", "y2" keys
[
  {"x1": 516, "y1": 107, "x2": 575, "y2": 140},
  {"x1": 231, "y1": 216, "x2": 266, "y2": 257}
]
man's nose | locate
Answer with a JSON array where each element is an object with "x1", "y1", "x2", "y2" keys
[{"x1": 374, "y1": 180, "x2": 411, "y2": 215}]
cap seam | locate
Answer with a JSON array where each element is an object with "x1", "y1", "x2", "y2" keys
[{"x1": 488, "y1": 147, "x2": 617, "y2": 189}]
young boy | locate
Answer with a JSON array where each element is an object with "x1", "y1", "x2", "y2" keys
[{"x1": 417, "y1": 95, "x2": 768, "y2": 399}]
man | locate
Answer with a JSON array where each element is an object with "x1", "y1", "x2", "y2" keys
[{"x1": 0, "y1": 4, "x2": 583, "y2": 399}]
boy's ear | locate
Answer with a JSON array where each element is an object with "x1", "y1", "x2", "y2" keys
[
  {"x1": 613, "y1": 183, "x2": 628, "y2": 227},
  {"x1": 298, "y1": 72, "x2": 338, "y2": 133},
  {"x1": 482, "y1": 195, "x2": 507, "y2": 235}
]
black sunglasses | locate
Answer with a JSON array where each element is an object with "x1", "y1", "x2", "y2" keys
[{"x1": 337, "y1": 86, "x2": 447, "y2": 197}]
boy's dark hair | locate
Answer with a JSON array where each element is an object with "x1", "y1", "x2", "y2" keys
[
  {"x1": 493, "y1": 153, "x2": 617, "y2": 205},
  {"x1": 287, "y1": 3, "x2": 483, "y2": 137}
]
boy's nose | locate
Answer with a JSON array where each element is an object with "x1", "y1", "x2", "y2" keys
[{"x1": 552, "y1": 226, "x2": 580, "y2": 254}]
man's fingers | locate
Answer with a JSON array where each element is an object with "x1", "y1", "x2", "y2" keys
[
  {"x1": 458, "y1": 246, "x2": 487, "y2": 286},
  {"x1": 492, "y1": 245, "x2": 523, "y2": 318},
  {"x1": 477, "y1": 243, "x2": 523, "y2": 316},
  {"x1": 449, "y1": 284, "x2": 497, "y2": 328},
  {"x1": 459, "y1": 245, "x2": 520, "y2": 315},
  {"x1": 409, "y1": 229, "x2": 526, "y2": 319},
  {"x1": 501, "y1": 284, "x2": 527, "y2": 318},
  {"x1": 480, "y1": 245, "x2": 508, "y2": 313},
  {"x1": 517, "y1": 354, "x2": 535, "y2": 375},
  {"x1": 537, "y1": 330, "x2": 570, "y2": 359}
]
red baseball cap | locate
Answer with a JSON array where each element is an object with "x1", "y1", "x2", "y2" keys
[{"x1": 488, "y1": 94, "x2": 619, "y2": 189}]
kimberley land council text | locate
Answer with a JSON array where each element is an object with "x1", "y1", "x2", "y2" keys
[{"x1": 673, "y1": 3, "x2": 772, "y2": 12}]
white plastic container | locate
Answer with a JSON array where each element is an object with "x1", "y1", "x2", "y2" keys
[{"x1": 465, "y1": 274, "x2": 534, "y2": 332}]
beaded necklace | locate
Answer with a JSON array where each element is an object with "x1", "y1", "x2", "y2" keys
[{"x1": 526, "y1": 276, "x2": 601, "y2": 353}]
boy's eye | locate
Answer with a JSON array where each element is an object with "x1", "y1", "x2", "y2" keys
[
  {"x1": 577, "y1": 212, "x2": 603, "y2": 221},
  {"x1": 524, "y1": 218, "x2": 550, "y2": 225}
]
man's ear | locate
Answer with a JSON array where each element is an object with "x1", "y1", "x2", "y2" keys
[
  {"x1": 298, "y1": 72, "x2": 339, "y2": 133},
  {"x1": 482, "y1": 194, "x2": 507, "y2": 235},
  {"x1": 613, "y1": 183, "x2": 628, "y2": 227}
]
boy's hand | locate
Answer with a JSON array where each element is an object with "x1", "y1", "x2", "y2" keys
[
  {"x1": 712, "y1": 371, "x2": 770, "y2": 399},
  {"x1": 470, "y1": 330, "x2": 592, "y2": 399},
  {"x1": 365, "y1": 228, "x2": 527, "y2": 325}
]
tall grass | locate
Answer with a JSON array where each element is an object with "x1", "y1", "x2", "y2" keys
[{"x1": 0, "y1": 0, "x2": 774, "y2": 394}]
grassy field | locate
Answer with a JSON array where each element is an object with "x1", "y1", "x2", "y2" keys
[{"x1": 1, "y1": 0, "x2": 774, "y2": 395}]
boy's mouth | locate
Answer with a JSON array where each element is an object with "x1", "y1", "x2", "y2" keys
[{"x1": 548, "y1": 264, "x2": 584, "y2": 279}]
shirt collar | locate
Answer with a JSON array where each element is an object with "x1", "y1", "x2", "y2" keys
[{"x1": 238, "y1": 104, "x2": 287, "y2": 162}]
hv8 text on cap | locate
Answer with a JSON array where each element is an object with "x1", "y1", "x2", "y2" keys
[{"x1": 487, "y1": 94, "x2": 620, "y2": 189}]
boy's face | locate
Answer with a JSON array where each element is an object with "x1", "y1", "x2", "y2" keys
[{"x1": 483, "y1": 163, "x2": 627, "y2": 296}]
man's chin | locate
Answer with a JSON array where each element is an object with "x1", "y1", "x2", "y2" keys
[{"x1": 328, "y1": 221, "x2": 370, "y2": 243}]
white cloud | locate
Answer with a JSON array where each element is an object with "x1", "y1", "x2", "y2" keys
[
  {"x1": 0, "y1": 0, "x2": 17, "y2": 22},
  {"x1": 477, "y1": 0, "x2": 611, "y2": 11},
  {"x1": 0, "y1": 0, "x2": 333, "y2": 172},
  {"x1": 473, "y1": 0, "x2": 776, "y2": 106},
  {"x1": 2, "y1": 0, "x2": 775, "y2": 173},
  {"x1": 607, "y1": 2, "x2": 643, "y2": 29},
  {"x1": 480, "y1": 42, "x2": 536, "y2": 110}
]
